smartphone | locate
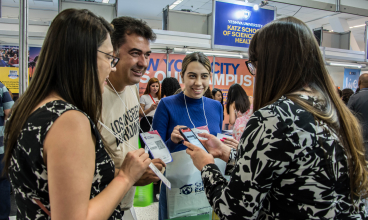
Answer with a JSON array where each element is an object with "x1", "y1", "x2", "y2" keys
[{"x1": 179, "y1": 127, "x2": 208, "y2": 152}]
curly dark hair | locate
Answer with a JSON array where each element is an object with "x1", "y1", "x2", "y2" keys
[
  {"x1": 342, "y1": 88, "x2": 354, "y2": 105},
  {"x1": 161, "y1": 77, "x2": 181, "y2": 97},
  {"x1": 111, "y1": 16, "x2": 156, "y2": 54}
]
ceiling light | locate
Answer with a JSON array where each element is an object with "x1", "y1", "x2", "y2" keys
[
  {"x1": 253, "y1": 4, "x2": 259, "y2": 10},
  {"x1": 169, "y1": 0, "x2": 184, "y2": 10},
  {"x1": 349, "y1": 24, "x2": 366, "y2": 29},
  {"x1": 327, "y1": 62, "x2": 364, "y2": 68},
  {"x1": 102, "y1": 0, "x2": 109, "y2": 3}
]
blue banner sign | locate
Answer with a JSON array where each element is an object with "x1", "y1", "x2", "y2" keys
[
  {"x1": 343, "y1": 68, "x2": 361, "y2": 92},
  {"x1": 213, "y1": 0, "x2": 275, "y2": 48}
]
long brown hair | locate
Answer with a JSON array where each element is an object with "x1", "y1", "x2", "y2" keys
[
  {"x1": 2, "y1": 9, "x2": 113, "y2": 175},
  {"x1": 144, "y1": 77, "x2": 161, "y2": 99},
  {"x1": 249, "y1": 16, "x2": 368, "y2": 201}
]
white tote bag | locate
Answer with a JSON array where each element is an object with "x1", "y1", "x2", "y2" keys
[{"x1": 166, "y1": 150, "x2": 226, "y2": 219}]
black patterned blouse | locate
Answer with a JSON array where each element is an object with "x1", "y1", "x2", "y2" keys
[
  {"x1": 202, "y1": 96, "x2": 367, "y2": 220},
  {"x1": 9, "y1": 100, "x2": 122, "y2": 219}
]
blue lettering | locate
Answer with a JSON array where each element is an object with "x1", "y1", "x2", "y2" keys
[
  {"x1": 164, "y1": 59, "x2": 175, "y2": 71},
  {"x1": 212, "y1": 62, "x2": 220, "y2": 74},
  {"x1": 232, "y1": 64, "x2": 240, "y2": 75},
  {"x1": 224, "y1": 63, "x2": 231, "y2": 74},
  {"x1": 148, "y1": 58, "x2": 160, "y2": 71},
  {"x1": 174, "y1": 59, "x2": 182, "y2": 72}
]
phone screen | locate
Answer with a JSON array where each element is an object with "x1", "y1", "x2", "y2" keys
[{"x1": 180, "y1": 128, "x2": 207, "y2": 152}]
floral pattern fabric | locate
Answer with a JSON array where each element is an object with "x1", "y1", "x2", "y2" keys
[
  {"x1": 9, "y1": 100, "x2": 122, "y2": 219},
  {"x1": 232, "y1": 104, "x2": 253, "y2": 141},
  {"x1": 202, "y1": 96, "x2": 366, "y2": 220}
]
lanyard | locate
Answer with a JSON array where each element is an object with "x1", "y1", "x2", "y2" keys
[
  {"x1": 106, "y1": 79, "x2": 144, "y2": 134},
  {"x1": 183, "y1": 93, "x2": 208, "y2": 129},
  {"x1": 149, "y1": 94, "x2": 156, "y2": 104},
  {"x1": 107, "y1": 79, "x2": 153, "y2": 132}
]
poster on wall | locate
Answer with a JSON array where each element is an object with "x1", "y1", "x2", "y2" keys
[
  {"x1": 0, "y1": 45, "x2": 42, "y2": 94},
  {"x1": 212, "y1": 57, "x2": 253, "y2": 127},
  {"x1": 343, "y1": 68, "x2": 361, "y2": 92},
  {"x1": 0, "y1": 46, "x2": 20, "y2": 93},
  {"x1": 139, "y1": 53, "x2": 214, "y2": 96},
  {"x1": 139, "y1": 53, "x2": 254, "y2": 127},
  {"x1": 213, "y1": 57, "x2": 253, "y2": 100},
  {"x1": 29, "y1": 47, "x2": 41, "y2": 80},
  {"x1": 212, "y1": 0, "x2": 275, "y2": 50}
]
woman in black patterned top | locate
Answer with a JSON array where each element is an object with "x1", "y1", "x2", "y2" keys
[
  {"x1": 185, "y1": 17, "x2": 368, "y2": 219},
  {"x1": 2, "y1": 9, "x2": 151, "y2": 219}
]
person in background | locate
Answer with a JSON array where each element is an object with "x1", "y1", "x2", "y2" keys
[
  {"x1": 212, "y1": 88, "x2": 224, "y2": 121},
  {"x1": 101, "y1": 16, "x2": 165, "y2": 213},
  {"x1": 7, "y1": 50, "x2": 13, "y2": 58},
  {"x1": 203, "y1": 87, "x2": 212, "y2": 99},
  {"x1": 348, "y1": 73, "x2": 368, "y2": 158},
  {"x1": 355, "y1": 87, "x2": 360, "y2": 94},
  {"x1": 161, "y1": 77, "x2": 181, "y2": 97},
  {"x1": 8, "y1": 54, "x2": 18, "y2": 66},
  {"x1": 0, "y1": 57, "x2": 6, "y2": 67},
  {"x1": 153, "y1": 52, "x2": 223, "y2": 220},
  {"x1": 342, "y1": 88, "x2": 354, "y2": 104},
  {"x1": 5, "y1": 50, "x2": 10, "y2": 58},
  {"x1": 212, "y1": 88, "x2": 223, "y2": 106},
  {"x1": 226, "y1": 84, "x2": 253, "y2": 141},
  {"x1": 3, "y1": 55, "x2": 10, "y2": 63},
  {"x1": 0, "y1": 82, "x2": 14, "y2": 220},
  {"x1": 139, "y1": 77, "x2": 161, "y2": 131},
  {"x1": 139, "y1": 77, "x2": 162, "y2": 202},
  {"x1": 2, "y1": 9, "x2": 151, "y2": 219},
  {"x1": 185, "y1": 16, "x2": 368, "y2": 219},
  {"x1": 4, "y1": 87, "x2": 13, "y2": 101}
]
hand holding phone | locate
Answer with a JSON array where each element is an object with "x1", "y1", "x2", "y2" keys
[{"x1": 179, "y1": 127, "x2": 208, "y2": 152}]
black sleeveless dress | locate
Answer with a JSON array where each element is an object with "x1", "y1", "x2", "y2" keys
[{"x1": 9, "y1": 100, "x2": 123, "y2": 219}]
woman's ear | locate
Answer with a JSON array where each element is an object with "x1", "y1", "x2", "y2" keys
[{"x1": 180, "y1": 72, "x2": 184, "y2": 82}]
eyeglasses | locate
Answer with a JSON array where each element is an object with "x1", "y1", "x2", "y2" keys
[
  {"x1": 245, "y1": 60, "x2": 256, "y2": 76},
  {"x1": 98, "y1": 50, "x2": 120, "y2": 68}
]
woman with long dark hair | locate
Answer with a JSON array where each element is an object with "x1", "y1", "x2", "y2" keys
[
  {"x1": 226, "y1": 84, "x2": 253, "y2": 141},
  {"x1": 2, "y1": 9, "x2": 150, "y2": 219},
  {"x1": 185, "y1": 17, "x2": 368, "y2": 219},
  {"x1": 153, "y1": 52, "x2": 223, "y2": 220}
]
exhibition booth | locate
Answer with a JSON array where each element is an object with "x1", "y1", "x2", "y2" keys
[
  {"x1": 1, "y1": 0, "x2": 367, "y2": 111},
  {"x1": 1, "y1": 0, "x2": 368, "y2": 219}
]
